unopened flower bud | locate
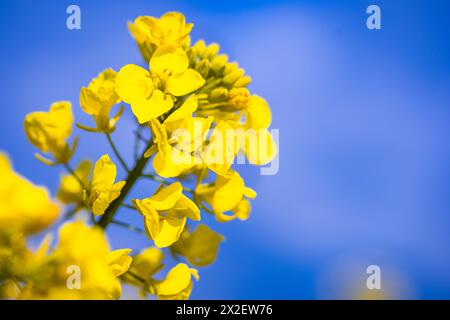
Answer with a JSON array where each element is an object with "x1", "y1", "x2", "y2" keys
[
  {"x1": 196, "y1": 59, "x2": 210, "y2": 78},
  {"x1": 208, "y1": 88, "x2": 229, "y2": 102},
  {"x1": 228, "y1": 88, "x2": 250, "y2": 109},
  {"x1": 211, "y1": 54, "x2": 228, "y2": 74},
  {"x1": 205, "y1": 43, "x2": 220, "y2": 59}
]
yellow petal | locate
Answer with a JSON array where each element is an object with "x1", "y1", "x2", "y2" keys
[
  {"x1": 91, "y1": 155, "x2": 117, "y2": 190},
  {"x1": 157, "y1": 263, "x2": 196, "y2": 296},
  {"x1": 164, "y1": 95, "x2": 198, "y2": 123},
  {"x1": 115, "y1": 64, "x2": 153, "y2": 104},
  {"x1": 153, "y1": 144, "x2": 192, "y2": 178},
  {"x1": 80, "y1": 69, "x2": 119, "y2": 117},
  {"x1": 159, "y1": 12, "x2": 193, "y2": 43},
  {"x1": 244, "y1": 129, "x2": 278, "y2": 165},
  {"x1": 245, "y1": 95, "x2": 272, "y2": 130},
  {"x1": 171, "y1": 194, "x2": 201, "y2": 221},
  {"x1": 166, "y1": 69, "x2": 205, "y2": 96},
  {"x1": 130, "y1": 247, "x2": 164, "y2": 280},
  {"x1": 148, "y1": 182, "x2": 183, "y2": 211},
  {"x1": 24, "y1": 101, "x2": 73, "y2": 153},
  {"x1": 80, "y1": 87, "x2": 102, "y2": 115},
  {"x1": 136, "y1": 200, "x2": 161, "y2": 240},
  {"x1": 172, "y1": 225, "x2": 223, "y2": 267},
  {"x1": 109, "y1": 249, "x2": 133, "y2": 277},
  {"x1": 92, "y1": 181, "x2": 125, "y2": 216},
  {"x1": 131, "y1": 90, "x2": 174, "y2": 124},
  {"x1": 150, "y1": 45, "x2": 189, "y2": 75},
  {"x1": 203, "y1": 120, "x2": 241, "y2": 175},
  {"x1": 154, "y1": 216, "x2": 186, "y2": 248},
  {"x1": 212, "y1": 171, "x2": 245, "y2": 214},
  {"x1": 243, "y1": 187, "x2": 257, "y2": 199},
  {"x1": 232, "y1": 198, "x2": 251, "y2": 221}
]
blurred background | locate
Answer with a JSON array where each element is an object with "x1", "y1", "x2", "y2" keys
[{"x1": 1, "y1": 0, "x2": 450, "y2": 299}]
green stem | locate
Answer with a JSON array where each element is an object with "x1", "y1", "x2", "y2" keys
[
  {"x1": 121, "y1": 203, "x2": 136, "y2": 210},
  {"x1": 141, "y1": 174, "x2": 195, "y2": 193},
  {"x1": 97, "y1": 140, "x2": 154, "y2": 229},
  {"x1": 106, "y1": 133, "x2": 130, "y2": 173},
  {"x1": 110, "y1": 220, "x2": 146, "y2": 235},
  {"x1": 141, "y1": 173, "x2": 166, "y2": 184}
]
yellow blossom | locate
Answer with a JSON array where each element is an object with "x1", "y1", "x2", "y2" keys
[
  {"x1": 196, "y1": 171, "x2": 256, "y2": 222},
  {"x1": 20, "y1": 221, "x2": 132, "y2": 300},
  {"x1": 115, "y1": 45, "x2": 205, "y2": 124},
  {"x1": 0, "y1": 153, "x2": 59, "y2": 236},
  {"x1": 109, "y1": 248, "x2": 133, "y2": 277},
  {"x1": 78, "y1": 68, "x2": 124, "y2": 133},
  {"x1": 89, "y1": 155, "x2": 125, "y2": 216},
  {"x1": 133, "y1": 182, "x2": 200, "y2": 248},
  {"x1": 172, "y1": 225, "x2": 224, "y2": 267},
  {"x1": 156, "y1": 263, "x2": 199, "y2": 300},
  {"x1": 129, "y1": 12, "x2": 193, "y2": 61},
  {"x1": 24, "y1": 101, "x2": 76, "y2": 164},
  {"x1": 127, "y1": 247, "x2": 164, "y2": 282},
  {"x1": 148, "y1": 113, "x2": 212, "y2": 178}
]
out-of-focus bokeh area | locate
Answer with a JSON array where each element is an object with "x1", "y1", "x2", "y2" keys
[{"x1": 1, "y1": 0, "x2": 450, "y2": 299}]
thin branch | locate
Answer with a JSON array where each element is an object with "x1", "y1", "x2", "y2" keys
[
  {"x1": 141, "y1": 173, "x2": 166, "y2": 184},
  {"x1": 106, "y1": 133, "x2": 130, "y2": 173},
  {"x1": 110, "y1": 220, "x2": 146, "y2": 235},
  {"x1": 141, "y1": 174, "x2": 195, "y2": 193}
]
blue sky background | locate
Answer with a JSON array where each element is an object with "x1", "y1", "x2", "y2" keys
[{"x1": 1, "y1": 0, "x2": 450, "y2": 299}]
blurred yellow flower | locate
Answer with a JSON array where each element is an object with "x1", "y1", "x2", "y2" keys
[
  {"x1": 156, "y1": 263, "x2": 199, "y2": 300},
  {"x1": 78, "y1": 68, "x2": 124, "y2": 133},
  {"x1": 127, "y1": 247, "x2": 164, "y2": 283},
  {"x1": 172, "y1": 225, "x2": 224, "y2": 267},
  {"x1": 133, "y1": 182, "x2": 200, "y2": 248},
  {"x1": 20, "y1": 221, "x2": 132, "y2": 300},
  {"x1": 24, "y1": 101, "x2": 76, "y2": 165},
  {"x1": 0, "y1": 153, "x2": 59, "y2": 236},
  {"x1": 109, "y1": 248, "x2": 133, "y2": 277}
]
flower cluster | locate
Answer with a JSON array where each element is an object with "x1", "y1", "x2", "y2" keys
[{"x1": 1, "y1": 12, "x2": 277, "y2": 300}]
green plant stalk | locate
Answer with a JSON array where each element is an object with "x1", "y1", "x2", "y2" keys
[{"x1": 97, "y1": 140, "x2": 154, "y2": 229}]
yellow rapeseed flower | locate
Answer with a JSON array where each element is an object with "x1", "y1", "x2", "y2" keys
[
  {"x1": 24, "y1": 101, "x2": 76, "y2": 165},
  {"x1": 171, "y1": 225, "x2": 224, "y2": 267},
  {"x1": 115, "y1": 45, "x2": 205, "y2": 124},
  {"x1": 89, "y1": 155, "x2": 125, "y2": 216},
  {"x1": 78, "y1": 68, "x2": 124, "y2": 133},
  {"x1": 20, "y1": 221, "x2": 132, "y2": 300},
  {"x1": 196, "y1": 171, "x2": 256, "y2": 222},
  {"x1": 129, "y1": 12, "x2": 193, "y2": 61},
  {"x1": 0, "y1": 153, "x2": 59, "y2": 236},
  {"x1": 148, "y1": 113, "x2": 212, "y2": 178},
  {"x1": 133, "y1": 182, "x2": 200, "y2": 248},
  {"x1": 156, "y1": 263, "x2": 199, "y2": 300}
]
